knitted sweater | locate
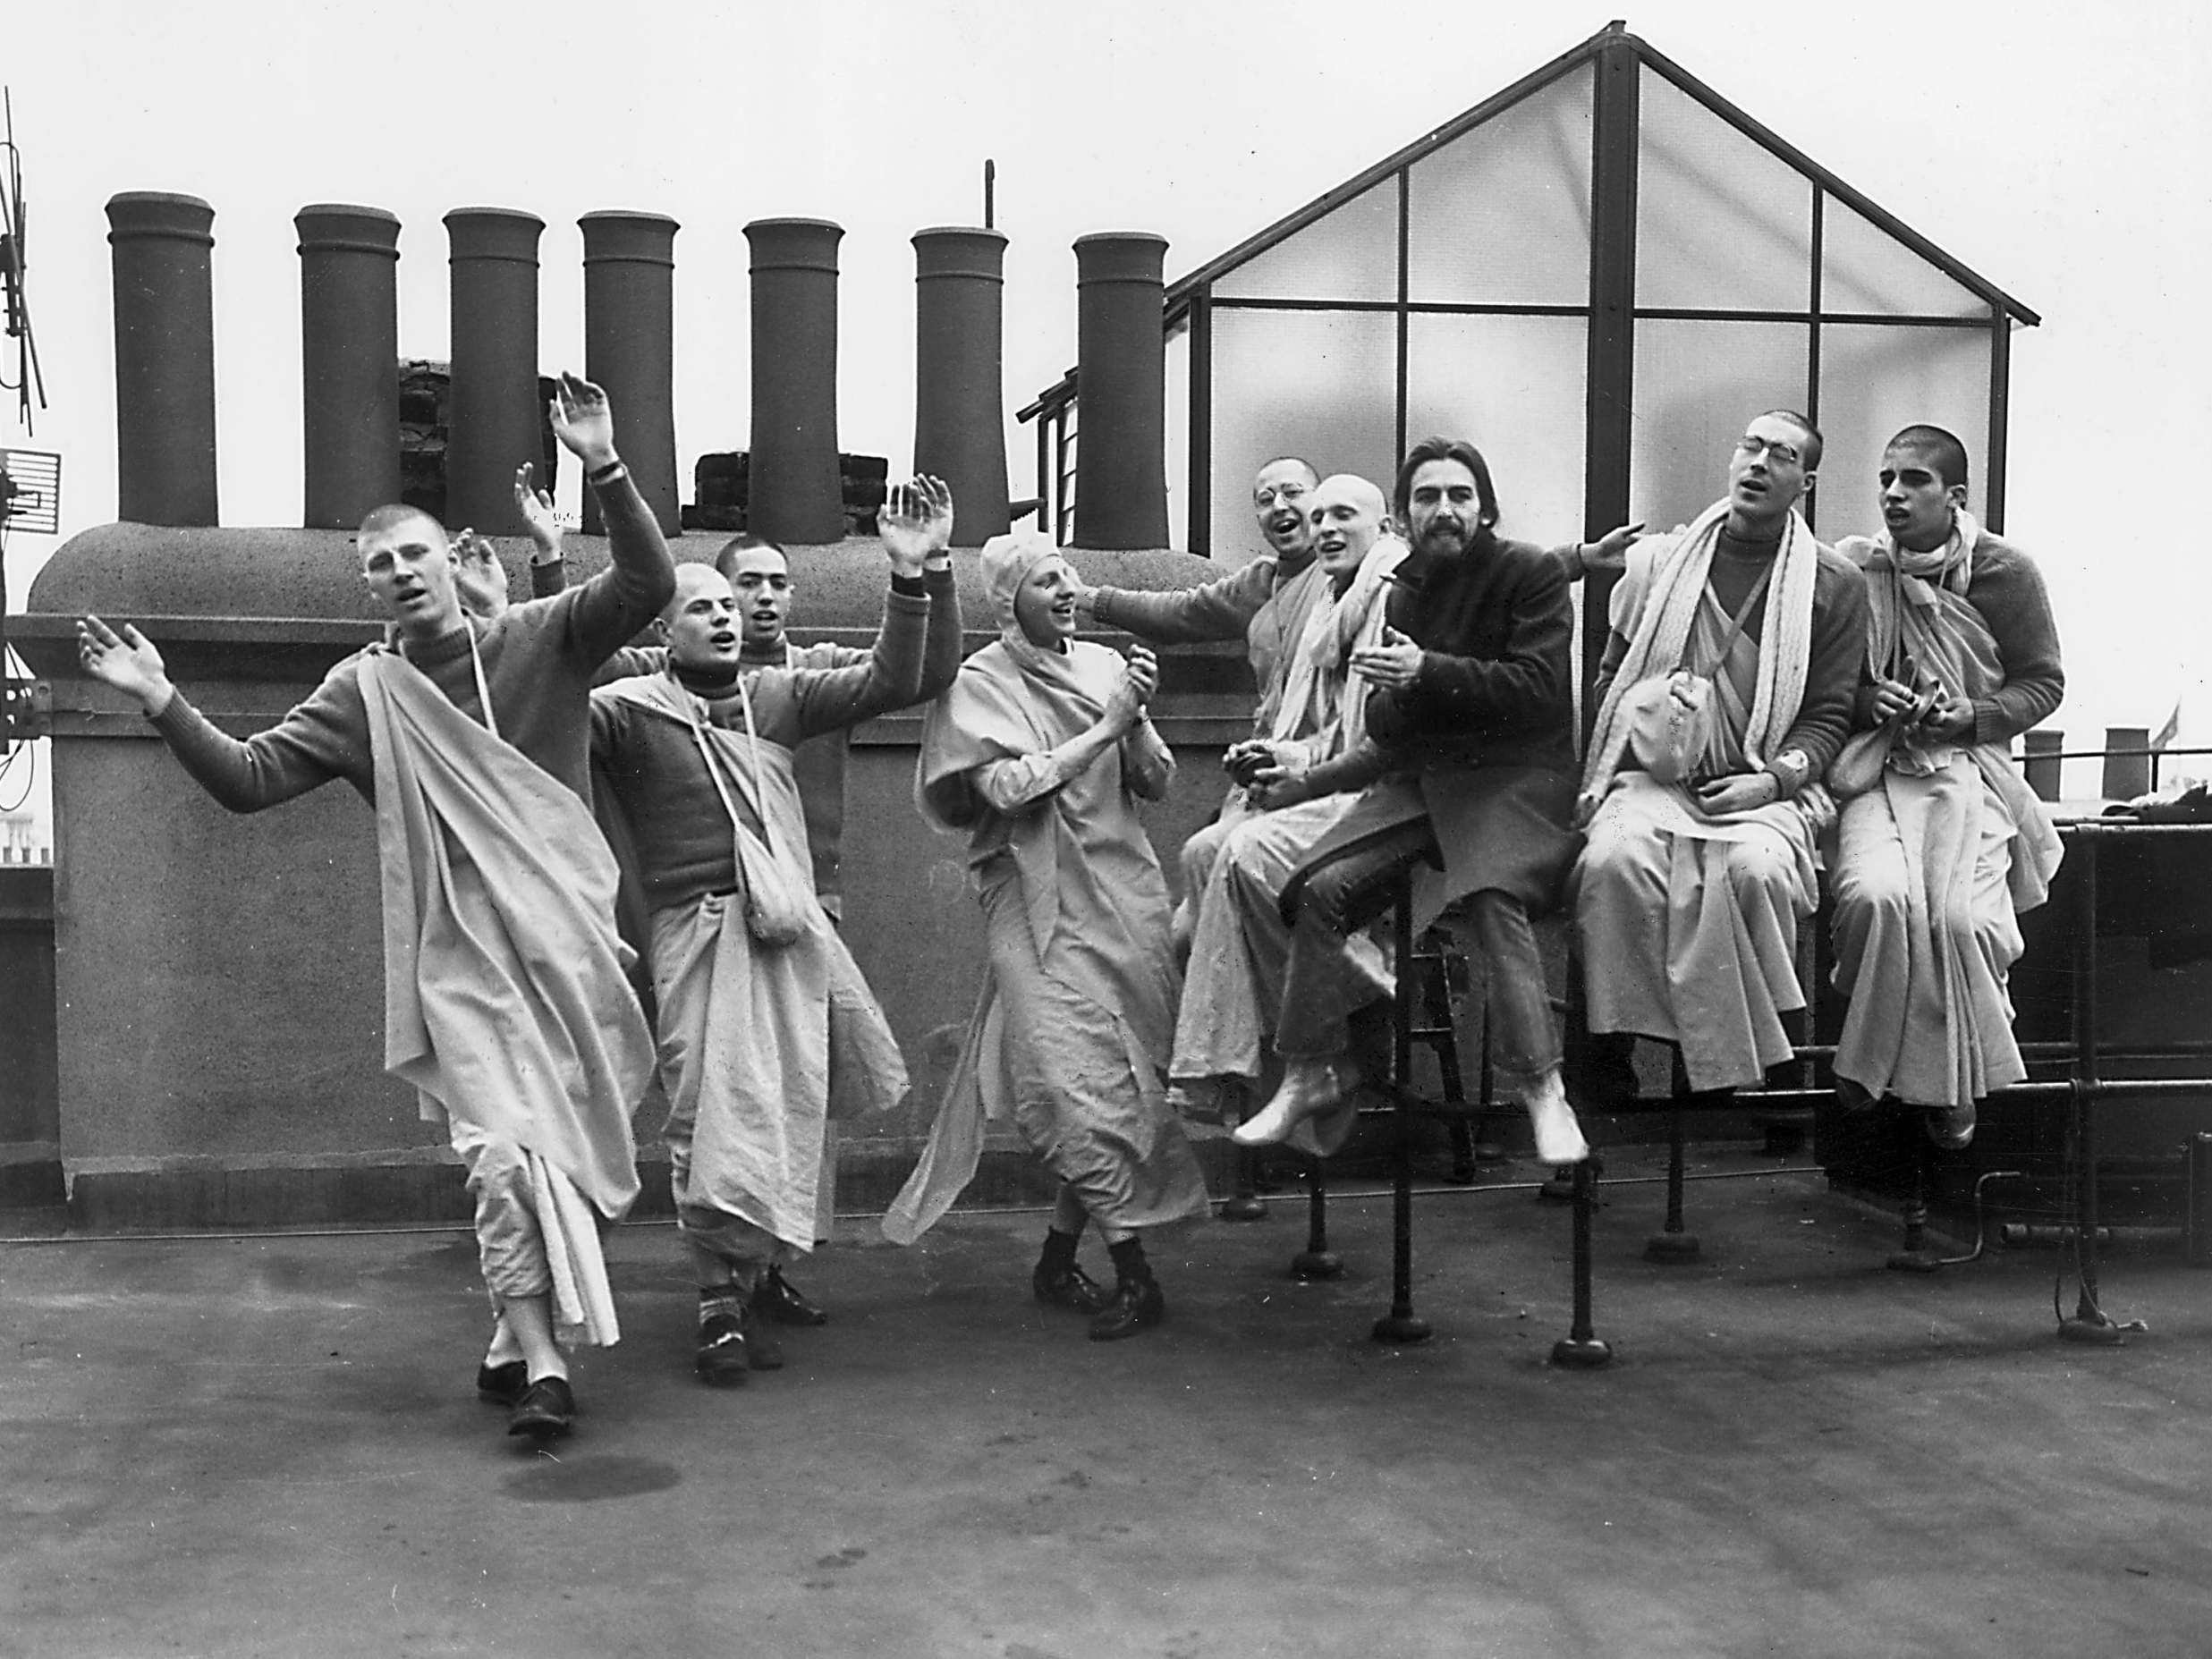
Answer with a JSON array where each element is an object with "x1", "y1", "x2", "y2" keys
[
  {"x1": 590, "y1": 585, "x2": 930, "y2": 912},
  {"x1": 1838, "y1": 529, "x2": 2064, "y2": 746},
  {"x1": 152, "y1": 472, "x2": 675, "y2": 809}
]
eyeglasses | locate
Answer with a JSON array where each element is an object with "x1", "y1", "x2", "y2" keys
[
  {"x1": 1734, "y1": 435, "x2": 1805, "y2": 467},
  {"x1": 1252, "y1": 484, "x2": 1309, "y2": 508}
]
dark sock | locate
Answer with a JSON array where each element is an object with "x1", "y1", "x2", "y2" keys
[
  {"x1": 1106, "y1": 1236, "x2": 1152, "y2": 1288},
  {"x1": 1039, "y1": 1227, "x2": 1081, "y2": 1270}
]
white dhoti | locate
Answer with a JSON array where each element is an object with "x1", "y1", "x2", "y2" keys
[
  {"x1": 361, "y1": 651, "x2": 653, "y2": 1350},
  {"x1": 653, "y1": 890, "x2": 906, "y2": 1279},
  {"x1": 1572, "y1": 772, "x2": 1830, "y2": 1094}
]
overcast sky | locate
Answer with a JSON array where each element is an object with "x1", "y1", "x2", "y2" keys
[{"x1": 6, "y1": 0, "x2": 2209, "y2": 766}]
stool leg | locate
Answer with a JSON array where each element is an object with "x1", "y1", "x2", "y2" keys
[
  {"x1": 1290, "y1": 1159, "x2": 1342, "y2": 1280},
  {"x1": 1643, "y1": 1103, "x2": 1702, "y2": 1263},
  {"x1": 1887, "y1": 1127, "x2": 1944, "y2": 1273},
  {"x1": 1218, "y1": 1079, "x2": 1269, "y2": 1223},
  {"x1": 1428, "y1": 941, "x2": 1481, "y2": 1183},
  {"x1": 1219, "y1": 1144, "x2": 1270, "y2": 1223},
  {"x1": 1373, "y1": 1090, "x2": 1431, "y2": 1343},
  {"x1": 1551, "y1": 1159, "x2": 1612, "y2": 1368}
]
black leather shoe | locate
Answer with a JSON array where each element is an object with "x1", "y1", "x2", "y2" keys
[
  {"x1": 1088, "y1": 1277, "x2": 1165, "y2": 1342},
  {"x1": 695, "y1": 1312, "x2": 751, "y2": 1385},
  {"x1": 476, "y1": 1359, "x2": 528, "y2": 1407},
  {"x1": 1033, "y1": 1260, "x2": 1111, "y2": 1315},
  {"x1": 505, "y1": 1375, "x2": 576, "y2": 1437},
  {"x1": 752, "y1": 1267, "x2": 829, "y2": 1326},
  {"x1": 743, "y1": 1310, "x2": 784, "y2": 1371}
]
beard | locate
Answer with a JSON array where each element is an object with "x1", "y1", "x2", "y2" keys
[{"x1": 1416, "y1": 518, "x2": 1475, "y2": 558}]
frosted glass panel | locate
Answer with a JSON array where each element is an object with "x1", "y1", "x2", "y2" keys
[
  {"x1": 1407, "y1": 68, "x2": 1594, "y2": 307},
  {"x1": 1207, "y1": 308, "x2": 1397, "y2": 566},
  {"x1": 1630, "y1": 319, "x2": 1810, "y2": 532},
  {"x1": 1815, "y1": 324, "x2": 1992, "y2": 532},
  {"x1": 1213, "y1": 179, "x2": 1399, "y2": 304},
  {"x1": 1821, "y1": 196, "x2": 1988, "y2": 319},
  {"x1": 1637, "y1": 72, "x2": 1812, "y2": 312},
  {"x1": 1403, "y1": 315, "x2": 1588, "y2": 548},
  {"x1": 1165, "y1": 324, "x2": 1191, "y2": 552}
]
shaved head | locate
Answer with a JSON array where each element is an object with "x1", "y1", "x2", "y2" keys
[
  {"x1": 1311, "y1": 473, "x2": 1386, "y2": 518},
  {"x1": 1886, "y1": 423, "x2": 1970, "y2": 488},
  {"x1": 1308, "y1": 473, "x2": 1390, "y2": 581},
  {"x1": 663, "y1": 561, "x2": 733, "y2": 623},
  {"x1": 357, "y1": 503, "x2": 445, "y2": 546}
]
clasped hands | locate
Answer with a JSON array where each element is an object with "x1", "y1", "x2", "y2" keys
[
  {"x1": 1104, "y1": 645, "x2": 1160, "y2": 733},
  {"x1": 1869, "y1": 673, "x2": 1972, "y2": 743}
]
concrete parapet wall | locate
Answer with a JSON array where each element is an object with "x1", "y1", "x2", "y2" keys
[{"x1": 21, "y1": 528, "x2": 1248, "y2": 1226}]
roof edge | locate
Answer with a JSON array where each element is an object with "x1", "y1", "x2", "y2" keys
[
  {"x1": 1631, "y1": 33, "x2": 2039, "y2": 326},
  {"x1": 1164, "y1": 22, "x2": 1614, "y2": 323}
]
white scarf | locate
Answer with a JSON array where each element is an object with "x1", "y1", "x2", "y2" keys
[{"x1": 1267, "y1": 533, "x2": 1410, "y2": 756}]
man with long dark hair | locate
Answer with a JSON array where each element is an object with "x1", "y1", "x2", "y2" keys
[{"x1": 1234, "y1": 436, "x2": 1590, "y2": 1165}]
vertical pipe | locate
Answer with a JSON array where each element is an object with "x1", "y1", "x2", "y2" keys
[
  {"x1": 1187, "y1": 290, "x2": 1213, "y2": 556},
  {"x1": 106, "y1": 191, "x2": 219, "y2": 527},
  {"x1": 445, "y1": 207, "x2": 544, "y2": 537},
  {"x1": 1071, "y1": 232, "x2": 1168, "y2": 550},
  {"x1": 746, "y1": 217, "x2": 846, "y2": 547},
  {"x1": 911, "y1": 226, "x2": 1011, "y2": 545},
  {"x1": 580, "y1": 211, "x2": 681, "y2": 537},
  {"x1": 1581, "y1": 41, "x2": 1640, "y2": 740},
  {"x1": 296, "y1": 203, "x2": 401, "y2": 529}
]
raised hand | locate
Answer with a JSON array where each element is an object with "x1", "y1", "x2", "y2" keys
[
  {"x1": 77, "y1": 614, "x2": 174, "y2": 715},
  {"x1": 1350, "y1": 624, "x2": 1422, "y2": 690},
  {"x1": 451, "y1": 529, "x2": 508, "y2": 622},
  {"x1": 879, "y1": 474, "x2": 954, "y2": 576},
  {"x1": 547, "y1": 372, "x2": 616, "y2": 470},
  {"x1": 513, "y1": 463, "x2": 563, "y2": 554}
]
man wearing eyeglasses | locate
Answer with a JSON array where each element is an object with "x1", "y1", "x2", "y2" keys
[
  {"x1": 1826, "y1": 425, "x2": 2064, "y2": 1149},
  {"x1": 1570, "y1": 411, "x2": 1869, "y2": 1102}
]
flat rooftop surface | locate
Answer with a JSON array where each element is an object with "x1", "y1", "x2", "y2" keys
[{"x1": 4, "y1": 1145, "x2": 2209, "y2": 1658}]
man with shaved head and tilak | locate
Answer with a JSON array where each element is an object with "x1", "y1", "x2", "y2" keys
[
  {"x1": 588, "y1": 481, "x2": 960, "y2": 1384},
  {"x1": 1233, "y1": 437, "x2": 1596, "y2": 1169},
  {"x1": 1826, "y1": 425, "x2": 2063, "y2": 1151},
  {"x1": 78, "y1": 375, "x2": 676, "y2": 1443}
]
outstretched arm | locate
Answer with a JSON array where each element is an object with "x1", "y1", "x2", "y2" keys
[
  {"x1": 78, "y1": 615, "x2": 351, "y2": 810},
  {"x1": 1074, "y1": 560, "x2": 1276, "y2": 646},
  {"x1": 1548, "y1": 520, "x2": 1644, "y2": 581}
]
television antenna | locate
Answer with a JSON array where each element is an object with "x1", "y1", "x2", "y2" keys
[
  {"x1": 0, "y1": 87, "x2": 51, "y2": 750},
  {"x1": 1, "y1": 87, "x2": 46, "y2": 434}
]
